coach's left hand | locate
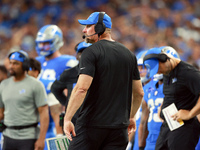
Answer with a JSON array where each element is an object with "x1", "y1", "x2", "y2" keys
[{"x1": 172, "y1": 109, "x2": 191, "y2": 121}]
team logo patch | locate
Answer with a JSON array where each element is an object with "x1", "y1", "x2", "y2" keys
[
  {"x1": 172, "y1": 78, "x2": 177, "y2": 83},
  {"x1": 19, "y1": 89, "x2": 26, "y2": 94},
  {"x1": 148, "y1": 87, "x2": 155, "y2": 93}
]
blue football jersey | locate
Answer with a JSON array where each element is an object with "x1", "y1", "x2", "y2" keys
[
  {"x1": 36, "y1": 55, "x2": 77, "y2": 94},
  {"x1": 144, "y1": 80, "x2": 164, "y2": 131},
  {"x1": 143, "y1": 79, "x2": 164, "y2": 150}
]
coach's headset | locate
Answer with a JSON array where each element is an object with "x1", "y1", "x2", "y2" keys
[
  {"x1": 143, "y1": 53, "x2": 170, "y2": 63},
  {"x1": 8, "y1": 50, "x2": 30, "y2": 71},
  {"x1": 95, "y1": 12, "x2": 106, "y2": 37}
]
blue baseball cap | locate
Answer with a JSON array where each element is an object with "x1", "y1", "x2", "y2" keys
[
  {"x1": 9, "y1": 52, "x2": 25, "y2": 62},
  {"x1": 78, "y1": 12, "x2": 112, "y2": 29},
  {"x1": 76, "y1": 42, "x2": 92, "y2": 53}
]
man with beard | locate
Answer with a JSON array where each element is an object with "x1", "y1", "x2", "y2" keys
[
  {"x1": 0, "y1": 50, "x2": 49, "y2": 150},
  {"x1": 143, "y1": 47, "x2": 200, "y2": 150},
  {"x1": 64, "y1": 12, "x2": 144, "y2": 150}
]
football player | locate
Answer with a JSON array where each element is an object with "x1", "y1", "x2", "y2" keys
[{"x1": 35, "y1": 25, "x2": 78, "y2": 148}]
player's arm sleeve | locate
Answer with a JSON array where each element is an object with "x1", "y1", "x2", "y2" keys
[
  {"x1": 51, "y1": 67, "x2": 78, "y2": 106},
  {"x1": 51, "y1": 79, "x2": 68, "y2": 106},
  {"x1": 34, "y1": 81, "x2": 48, "y2": 107},
  {"x1": 79, "y1": 48, "x2": 96, "y2": 77}
]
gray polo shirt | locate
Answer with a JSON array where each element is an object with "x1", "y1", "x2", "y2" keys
[{"x1": 0, "y1": 75, "x2": 47, "y2": 139}]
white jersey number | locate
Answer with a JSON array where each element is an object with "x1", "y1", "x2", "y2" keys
[
  {"x1": 147, "y1": 98, "x2": 163, "y2": 122},
  {"x1": 38, "y1": 69, "x2": 56, "y2": 91},
  {"x1": 41, "y1": 69, "x2": 56, "y2": 80}
]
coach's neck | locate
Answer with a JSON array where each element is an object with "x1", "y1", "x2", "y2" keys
[{"x1": 99, "y1": 29, "x2": 115, "y2": 42}]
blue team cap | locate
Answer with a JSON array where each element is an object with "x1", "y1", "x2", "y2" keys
[
  {"x1": 9, "y1": 52, "x2": 25, "y2": 62},
  {"x1": 78, "y1": 12, "x2": 112, "y2": 29},
  {"x1": 76, "y1": 41, "x2": 92, "y2": 53}
]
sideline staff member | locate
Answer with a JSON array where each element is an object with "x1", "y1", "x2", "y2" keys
[
  {"x1": 143, "y1": 46, "x2": 200, "y2": 150},
  {"x1": 51, "y1": 41, "x2": 91, "y2": 126},
  {"x1": 0, "y1": 50, "x2": 49, "y2": 150},
  {"x1": 51, "y1": 41, "x2": 92, "y2": 107},
  {"x1": 64, "y1": 12, "x2": 144, "y2": 150}
]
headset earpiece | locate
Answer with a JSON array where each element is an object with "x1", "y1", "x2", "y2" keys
[
  {"x1": 143, "y1": 53, "x2": 169, "y2": 63},
  {"x1": 159, "y1": 53, "x2": 169, "y2": 62},
  {"x1": 8, "y1": 50, "x2": 30, "y2": 71},
  {"x1": 95, "y1": 12, "x2": 106, "y2": 36}
]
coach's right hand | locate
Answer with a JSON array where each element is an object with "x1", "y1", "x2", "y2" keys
[
  {"x1": 64, "y1": 120, "x2": 76, "y2": 141},
  {"x1": 128, "y1": 118, "x2": 136, "y2": 135}
]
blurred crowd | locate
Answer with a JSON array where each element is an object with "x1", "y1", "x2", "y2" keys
[{"x1": 0, "y1": 0, "x2": 200, "y2": 68}]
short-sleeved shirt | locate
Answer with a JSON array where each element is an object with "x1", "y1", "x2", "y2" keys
[
  {"x1": 76, "y1": 40, "x2": 140, "y2": 128},
  {"x1": 160, "y1": 61, "x2": 200, "y2": 120},
  {"x1": 51, "y1": 65, "x2": 79, "y2": 106},
  {"x1": 0, "y1": 75, "x2": 47, "y2": 139}
]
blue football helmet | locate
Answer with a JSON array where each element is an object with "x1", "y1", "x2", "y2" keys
[
  {"x1": 144, "y1": 46, "x2": 180, "y2": 78},
  {"x1": 136, "y1": 50, "x2": 149, "y2": 83},
  {"x1": 35, "y1": 25, "x2": 64, "y2": 56},
  {"x1": 160, "y1": 46, "x2": 180, "y2": 58}
]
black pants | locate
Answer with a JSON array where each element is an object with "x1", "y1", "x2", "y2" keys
[
  {"x1": 69, "y1": 125, "x2": 128, "y2": 150},
  {"x1": 3, "y1": 135, "x2": 37, "y2": 150},
  {"x1": 155, "y1": 118, "x2": 200, "y2": 150}
]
